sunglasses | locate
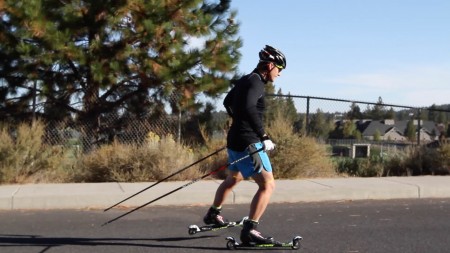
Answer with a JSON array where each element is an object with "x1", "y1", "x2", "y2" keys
[{"x1": 275, "y1": 64, "x2": 283, "y2": 72}]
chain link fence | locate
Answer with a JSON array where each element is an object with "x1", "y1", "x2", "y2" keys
[
  {"x1": 11, "y1": 93, "x2": 449, "y2": 155},
  {"x1": 41, "y1": 93, "x2": 183, "y2": 152},
  {"x1": 269, "y1": 94, "x2": 450, "y2": 157}
]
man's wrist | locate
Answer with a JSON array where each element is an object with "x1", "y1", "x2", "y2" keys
[{"x1": 261, "y1": 134, "x2": 270, "y2": 141}]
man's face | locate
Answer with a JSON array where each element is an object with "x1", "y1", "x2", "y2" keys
[{"x1": 267, "y1": 62, "x2": 282, "y2": 82}]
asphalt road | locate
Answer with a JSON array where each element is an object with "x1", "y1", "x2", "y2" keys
[{"x1": 1, "y1": 199, "x2": 449, "y2": 253}]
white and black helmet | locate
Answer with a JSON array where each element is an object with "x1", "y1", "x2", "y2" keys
[{"x1": 259, "y1": 45, "x2": 287, "y2": 69}]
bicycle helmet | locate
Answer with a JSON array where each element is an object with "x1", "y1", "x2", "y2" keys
[{"x1": 258, "y1": 45, "x2": 287, "y2": 69}]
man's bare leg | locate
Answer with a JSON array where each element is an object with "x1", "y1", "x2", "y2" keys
[
  {"x1": 213, "y1": 171, "x2": 243, "y2": 207},
  {"x1": 204, "y1": 171, "x2": 243, "y2": 226},
  {"x1": 248, "y1": 169, "x2": 275, "y2": 221},
  {"x1": 239, "y1": 169, "x2": 276, "y2": 245}
]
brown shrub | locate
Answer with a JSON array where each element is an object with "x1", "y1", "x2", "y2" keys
[
  {"x1": 77, "y1": 132, "x2": 201, "y2": 182},
  {"x1": 267, "y1": 111, "x2": 336, "y2": 179},
  {"x1": 0, "y1": 121, "x2": 73, "y2": 184}
]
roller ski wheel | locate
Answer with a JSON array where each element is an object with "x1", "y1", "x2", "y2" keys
[
  {"x1": 225, "y1": 235, "x2": 303, "y2": 250},
  {"x1": 188, "y1": 216, "x2": 248, "y2": 235},
  {"x1": 291, "y1": 236, "x2": 302, "y2": 250},
  {"x1": 226, "y1": 239, "x2": 237, "y2": 250}
]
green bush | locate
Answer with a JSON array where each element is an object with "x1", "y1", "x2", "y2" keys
[
  {"x1": 334, "y1": 156, "x2": 384, "y2": 177},
  {"x1": 383, "y1": 145, "x2": 450, "y2": 176}
]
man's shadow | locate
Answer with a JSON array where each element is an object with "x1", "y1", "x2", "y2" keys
[{"x1": 0, "y1": 234, "x2": 227, "y2": 252}]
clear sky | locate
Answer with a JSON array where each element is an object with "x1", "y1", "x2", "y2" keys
[{"x1": 226, "y1": 0, "x2": 450, "y2": 108}]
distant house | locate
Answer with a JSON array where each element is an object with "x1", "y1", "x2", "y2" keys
[
  {"x1": 383, "y1": 127, "x2": 407, "y2": 141},
  {"x1": 357, "y1": 119, "x2": 440, "y2": 142}
]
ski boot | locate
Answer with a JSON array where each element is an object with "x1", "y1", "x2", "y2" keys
[
  {"x1": 203, "y1": 206, "x2": 229, "y2": 227},
  {"x1": 240, "y1": 219, "x2": 275, "y2": 245}
]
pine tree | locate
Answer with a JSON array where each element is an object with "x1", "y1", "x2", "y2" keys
[
  {"x1": 264, "y1": 89, "x2": 298, "y2": 127},
  {"x1": 347, "y1": 102, "x2": 363, "y2": 120},
  {"x1": 342, "y1": 120, "x2": 356, "y2": 138},
  {"x1": 405, "y1": 120, "x2": 416, "y2": 143},
  {"x1": 368, "y1": 96, "x2": 385, "y2": 120},
  {"x1": 284, "y1": 93, "x2": 298, "y2": 122},
  {"x1": 373, "y1": 129, "x2": 382, "y2": 141},
  {"x1": 437, "y1": 111, "x2": 447, "y2": 124},
  {"x1": 385, "y1": 107, "x2": 396, "y2": 120},
  {"x1": 1, "y1": 0, "x2": 241, "y2": 135},
  {"x1": 427, "y1": 104, "x2": 438, "y2": 121},
  {"x1": 309, "y1": 109, "x2": 332, "y2": 139}
]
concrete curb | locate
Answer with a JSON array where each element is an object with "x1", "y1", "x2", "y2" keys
[{"x1": 0, "y1": 176, "x2": 449, "y2": 210}]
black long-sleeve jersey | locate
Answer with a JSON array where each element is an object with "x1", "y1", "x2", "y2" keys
[{"x1": 223, "y1": 71, "x2": 266, "y2": 151}]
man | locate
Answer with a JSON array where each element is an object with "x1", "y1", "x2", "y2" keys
[{"x1": 203, "y1": 45, "x2": 286, "y2": 244}]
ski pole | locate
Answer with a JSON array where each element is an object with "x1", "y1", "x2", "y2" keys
[
  {"x1": 103, "y1": 146, "x2": 226, "y2": 212},
  {"x1": 101, "y1": 147, "x2": 264, "y2": 226}
]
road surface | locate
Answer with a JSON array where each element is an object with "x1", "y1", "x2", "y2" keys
[{"x1": 1, "y1": 199, "x2": 449, "y2": 252}]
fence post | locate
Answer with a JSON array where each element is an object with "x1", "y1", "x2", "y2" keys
[
  {"x1": 306, "y1": 96, "x2": 310, "y2": 136},
  {"x1": 177, "y1": 110, "x2": 181, "y2": 143},
  {"x1": 32, "y1": 80, "x2": 37, "y2": 121},
  {"x1": 417, "y1": 108, "x2": 421, "y2": 145}
]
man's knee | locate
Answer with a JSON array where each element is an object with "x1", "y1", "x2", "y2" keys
[
  {"x1": 225, "y1": 172, "x2": 243, "y2": 186},
  {"x1": 254, "y1": 172, "x2": 275, "y2": 191},
  {"x1": 263, "y1": 178, "x2": 275, "y2": 192}
]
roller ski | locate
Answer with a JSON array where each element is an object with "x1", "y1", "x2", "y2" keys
[
  {"x1": 225, "y1": 236, "x2": 302, "y2": 250},
  {"x1": 189, "y1": 206, "x2": 246, "y2": 235},
  {"x1": 226, "y1": 219, "x2": 302, "y2": 250},
  {"x1": 188, "y1": 216, "x2": 248, "y2": 235}
]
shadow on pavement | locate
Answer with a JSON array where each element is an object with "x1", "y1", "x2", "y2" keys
[{"x1": 0, "y1": 234, "x2": 227, "y2": 251}]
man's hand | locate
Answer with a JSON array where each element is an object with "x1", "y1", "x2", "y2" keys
[
  {"x1": 261, "y1": 134, "x2": 275, "y2": 151},
  {"x1": 262, "y1": 139, "x2": 275, "y2": 151}
]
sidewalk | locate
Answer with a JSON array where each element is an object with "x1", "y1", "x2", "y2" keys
[{"x1": 0, "y1": 176, "x2": 449, "y2": 210}]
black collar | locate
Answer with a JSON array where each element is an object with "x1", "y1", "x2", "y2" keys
[{"x1": 251, "y1": 69, "x2": 268, "y2": 84}]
